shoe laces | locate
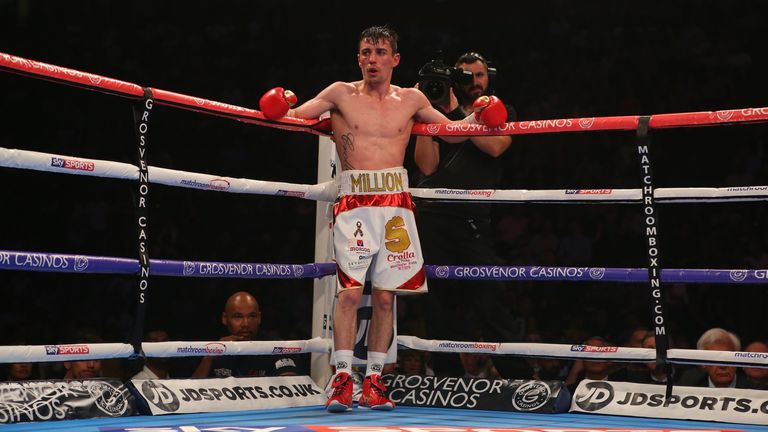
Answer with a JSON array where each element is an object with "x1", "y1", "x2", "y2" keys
[
  {"x1": 331, "y1": 374, "x2": 351, "y2": 397},
  {"x1": 367, "y1": 375, "x2": 386, "y2": 396}
]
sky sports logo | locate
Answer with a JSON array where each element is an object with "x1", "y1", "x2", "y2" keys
[
  {"x1": 50, "y1": 157, "x2": 95, "y2": 171},
  {"x1": 571, "y1": 345, "x2": 619, "y2": 353},
  {"x1": 273, "y1": 347, "x2": 302, "y2": 354},
  {"x1": 45, "y1": 344, "x2": 90, "y2": 355}
]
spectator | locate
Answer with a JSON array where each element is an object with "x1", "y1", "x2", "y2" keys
[
  {"x1": 64, "y1": 359, "x2": 101, "y2": 380},
  {"x1": 5, "y1": 363, "x2": 40, "y2": 381},
  {"x1": 63, "y1": 330, "x2": 103, "y2": 380},
  {"x1": 131, "y1": 329, "x2": 172, "y2": 380},
  {"x1": 460, "y1": 352, "x2": 498, "y2": 379},
  {"x1": 623, "y1": 327, "x2": 651, "y2": 380},
  {"x1": 565, "y1": 336, "x2": 624, "y2": 391},
  {"x1": 532, "y1": 357, "x2": 568, "y2": 381},
  {"x1": 627, "y1": 333, "x2": 677, "y2": 385},
  {"x1": 397, "y1": 350, "x2": 429, "y2": 376},
  {"x1": 192, "y1": 291, "x2": 304, "y2": 378},
  {"x1": 679, "y1": 328, "x2": 749, "y2": 388},
  {"x1": 742, "y1": 341, "x2": 768, "y2": 390}
]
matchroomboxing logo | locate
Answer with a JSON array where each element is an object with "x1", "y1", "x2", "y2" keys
[
  {"x1": 175, "y1": 343, "x2": 226, "y2": 355},
  {"x1": 437, "y1": 342, "x2": 498, "y2": 352}
]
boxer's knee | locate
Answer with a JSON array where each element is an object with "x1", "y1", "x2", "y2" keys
[
  {"x1": 371, "y1": 289, "x2": 394, "y2": 313},
  {"x1": 337, "y1": 287, "x2": 362, "y2": 310}
]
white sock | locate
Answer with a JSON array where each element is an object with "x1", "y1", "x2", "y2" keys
[
  {"x1": 335, "y1": 350, "x2": 353, "y2": 375},
  {"x1": 366, "y1": 351, "x2": 387, "y2": 377}
]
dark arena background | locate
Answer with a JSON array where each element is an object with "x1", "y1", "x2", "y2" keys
[{"x1": 2, "y1": 0, "x2": 768, "y2": 392}]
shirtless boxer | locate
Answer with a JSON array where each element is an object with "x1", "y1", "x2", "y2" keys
[{"x1": 260, "y1": 25, "x2": 507, "y2": 412}]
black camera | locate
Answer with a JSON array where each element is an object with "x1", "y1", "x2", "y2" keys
[{"x1": 417, "y1": 58, "x2": 473, "y2": 107}]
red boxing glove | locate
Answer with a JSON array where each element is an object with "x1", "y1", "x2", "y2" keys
[
  {"x1": 259, "y1": 87, "x2": 298, "y2": 120},
  {"x1": 472, "y1": 95, "x2": 507, "y2": 128}
]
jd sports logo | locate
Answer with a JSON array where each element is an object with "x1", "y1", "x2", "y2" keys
[
  {"x1": 575, "y1": 381, "x2": 614, "y2": 412},
  {"x1": 141, "y1": 380, "x2": 180, "y2": 412}
]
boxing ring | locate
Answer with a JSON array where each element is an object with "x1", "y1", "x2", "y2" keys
[{"x1": 2, "y1": 51, "x2": 768, "y2": 431}]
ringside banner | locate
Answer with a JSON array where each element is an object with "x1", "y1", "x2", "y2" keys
[
  {"x1": 0, "y1": 379, "x2": 135, "y2": 424},
  {"x1": 131, "y1": 376, "x2": 324, "y2": 415},
  {"x1": 384, "y1": 374, "x2": 570, "y2": 413},
  {"x1": 571, "y1": 379, "x2": 768, "y2": 425}
]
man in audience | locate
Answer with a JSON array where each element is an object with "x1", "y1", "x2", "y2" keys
[{"x1": 193, "y1": 291, "x2": 305, "y2": 377}]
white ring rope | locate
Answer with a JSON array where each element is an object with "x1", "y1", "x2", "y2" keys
[
  {"x1": 3, "y1": 146, "x2": 768, "y2": 204},
  {"x1": 396, "y1": 336, "x2": 768, "y2": 368},
  {"x1": 0, "y1": 147, "x2": 336, "y2": 202},
  {"x1": 2, "y1": 336, "x2": 765, "y2": 368},
  {"x1": 0, "y1": 339, "x2": 332, "y2": 363}
]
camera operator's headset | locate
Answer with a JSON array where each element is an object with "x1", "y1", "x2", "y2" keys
[{"x1": 457, "y1": 51, "x2": 497, "y2": 95}]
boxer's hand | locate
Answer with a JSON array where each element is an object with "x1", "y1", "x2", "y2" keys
[
  {"x1": 473, "y1": 95, "x2": 507, "y2": 128},
  {"x1": 259, "y1": 87, "x2": 298, "y2": 120}
]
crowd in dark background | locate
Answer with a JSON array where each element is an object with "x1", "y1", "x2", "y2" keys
[{"x1": 2, "y1": 0, "x2": 768, "y2": 376}]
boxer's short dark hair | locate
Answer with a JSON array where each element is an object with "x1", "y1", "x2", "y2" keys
[{"x1": 360, "y1": 25, "x2": 399, "y2": 54}]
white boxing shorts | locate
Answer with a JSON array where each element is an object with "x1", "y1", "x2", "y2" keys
[{"x1": 333, "y1": 167, "x2": 427, "y2": 294}]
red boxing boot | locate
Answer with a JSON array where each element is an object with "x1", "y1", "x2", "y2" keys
[
  {"x1": 359, "y1": 374, "x2": 395, "y2": 411},
  {"x1": 325, "y1": 372, "x2": 353, "y2": 413}
]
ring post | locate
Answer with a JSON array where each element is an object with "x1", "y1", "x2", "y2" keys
[{"x1": 311, "y1": 134, "x2": 336, "y2": 385}]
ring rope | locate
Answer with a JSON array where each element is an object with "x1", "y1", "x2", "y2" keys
[
  {"x1": 396, "y1": 336, "x2": 768, "y2": 367},
  {"x1": 0, "y1": 53, "x2": 330, "y2": 136},
  {"x1": 2, "y1": 51, "x2": 767, "y2": 137},
  {"x1": 0, "y1": 250, "x2": 334, "y2": 279},
  {"x1": 3, "y1": 147, "x2": 768, "y2": 204},
  {"x1": 0, "y1": 147, "x2": 336, "y2": 202},
  {"x1": 2, "y1": 336, "x2": 765, "y2": 369},
  {"x1": 1, "y1": 249, "x2": 765, "y2": 284},
  {"x1": 0, "y1": 338, "x2": 332, "y2": 363}
]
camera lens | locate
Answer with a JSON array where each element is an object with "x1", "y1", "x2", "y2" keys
[{"x1": 421, "y1": 80, "x2": 448, "y2": 105}]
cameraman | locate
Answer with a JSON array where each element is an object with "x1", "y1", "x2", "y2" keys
[{"x1": 412, "y1": 52, "x2": 529, "y2": 378}]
